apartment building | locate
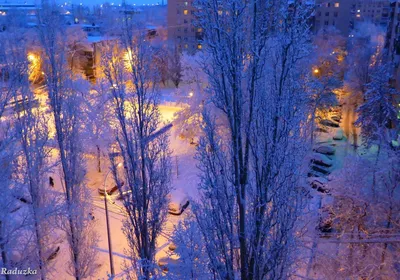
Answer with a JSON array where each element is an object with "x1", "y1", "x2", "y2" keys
[
  {"x1": 167, "y1": 0, "x2": 203, "y2": 53},
  {"x1": 313, "y1": 0, "x2": 390, "y2": 36},
  {"x1": 354, "y1": 0, "x2": 391, "y2": 27},
  {"x1": 313, "y1": 0, "x2": 356, "y2": 36},
  {"x1": 384, "y1": 1, "x2": 400, "y2": 126}
]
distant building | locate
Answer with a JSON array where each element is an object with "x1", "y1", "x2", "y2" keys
[
  {"x1": 313, "y1": 0, "x2": 390, "y2": 36},
  {"x1": 167, "y1": 0, "x2": 203, "y2": 53},
  {"x1": 354, "y1": 0, "x2": 391, "y2": 27},
  {"x1": 313, "y1": 0, "x2": 356, "y2": 36},
  {"x1": 385, "y1": 1, "x2": 400, "y2": 83}
]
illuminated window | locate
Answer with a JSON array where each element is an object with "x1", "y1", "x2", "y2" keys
[
  {"x1": 184, "y1": 1, "x2": 188, "y2": 6},
  {"x1": 183, "y1": 9, "x2": 188, "y2": 15},
  {"x1": 218, "y1": 10, "x2": 223, "y2": 15},
  {"x1": 197, "y1": 28, "x2": 202, "y2": 32},
  {"x1": 197, "y1": 44, "x2": 202, "y2": 49},
  {"x1": 334, "y1": 3, "x2": 339, "y2": 8}
]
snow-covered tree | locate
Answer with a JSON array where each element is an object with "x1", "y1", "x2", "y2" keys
[
  {"x1": 311, "y1": 154, "x2": 400, "y2": 279},
  {"x1": 5, "y1": 28, "x2": 58, "y2": 279},
  {"x1": 355, "y1": 63, "x2": 399, "y2": 146},
  {"x1": 169, "y1": 47, "x2": 183, "y2": 88},
  {"x1": 0, "y1": 31, "x2": 21, "y2": 280},
  {"x1": 36, "y1": 5, "x2": 98, "y2": 279},
  {"x1": 192, "y1": 0, "x2": 313, "y2": 279},
  {"x1": 168, "y1": 219, "x2": 210, "y2": 279},
  {"x1": 100, "y1": 17, "x2": 172, "y2": 279}
]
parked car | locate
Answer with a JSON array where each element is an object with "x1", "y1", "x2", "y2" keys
[
  {"x1": 318, "y1": 206, "x2": 335, "y2": 235},
  {"x1": 116, "y1": 189, "x2": 132, "y2": 200},
  {"x1": 331, "y1": 116, "x2": 341, "y2": 123},
  {"x1": 98, "y1": 182, "x2": 124, "y2": 196},
  {"x1": 307, "y1": 170, "x2": 326, "y2": 178},
  {"x1": 308, "y1": 177, "x2": 329, "y2": 194},
  {"x1": 333, "y1": 129, "x2": 344, "y2": 141},
  {"x1": 311, "y1": 165, "x2": 330, "y2": 175},
  {"x1": 315, "y1": 145, "x2": 336, "y2": 155},
  {"x1": 46, "y1": 246, "x2": 60, "y2": 262},
  {"x1": 310, "y1": 153, "x2": 333, "y2": 167},
  {"x1": 168, "y1": 192, "x2": 190, "y2": 215},
  {"x1": 158, "y1": 255, "x2": 180, "y2": 273},
  {"x1": 320, "y1": 119, "x2": 340, "y2": 128},
  {"x1": 168, "y1": 243, "x2": 177, "y2": 252}
]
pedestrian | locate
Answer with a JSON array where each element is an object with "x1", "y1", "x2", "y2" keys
[{"x1": 49, "y1": 176, "x2": 54, "y2": 187}]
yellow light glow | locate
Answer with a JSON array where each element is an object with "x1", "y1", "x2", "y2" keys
[
  {"x1": 313, "y1": 68, "x2": 320, "y2": 74},
  {"x1": 188, "y1": 91, "x2": 194, "y2": 97},
  {"x1": 27, "y1": 53, "x2": 36, "y2": 62}
]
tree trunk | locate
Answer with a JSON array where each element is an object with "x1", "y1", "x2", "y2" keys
[
  {"x1": 97, "y1": 145, "x2": 101, "y2": 173},
  {"x1": 0, "y1": 221, "x2": 10, "y2": 280},
  {"x1": 372, "y1": 141, "x2": 381, "y2": 196},
  {"x1": 380, "y1": 205, "x2": 392, "y2": 271}
]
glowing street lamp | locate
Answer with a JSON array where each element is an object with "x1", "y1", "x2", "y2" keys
[
  {"x1": 27, "y1": 53, "x2": 36, "y2": 62},
  {"x1": 313, "y1": 68, "x2": 320, "y2": 75}
]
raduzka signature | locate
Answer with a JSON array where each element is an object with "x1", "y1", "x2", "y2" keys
[{"x1": 1, "y1": 267, "x2": 37, "y2": 275}]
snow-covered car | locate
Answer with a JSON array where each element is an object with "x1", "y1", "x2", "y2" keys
[
  {"x1": 320, "y1": 119, "x2": 340, "y2": 128},
  {"x1": 315, "y1": 145, "x2": 336, "y2": 155},
  {"x1": 333, "y1": 129, "x2": 344, "y2": 141},
  {"x1": 310, "y1": 153, "x2": 333, "y2": 167},
  {"x1": 308, "y1": 170, "x2": 325, "y2": 178},
  {"x1": 318, "y1": 206, "x2": 334, "y2": 234},
  {"x1": 318, "y1": 217, "x2": 333, "y2": 233},
  {"x1": 168, "y1": 243, "x2": 177, "y2": 252},
  {"x1": 311, "y1": 165, "x2": 330, "y2": 175},
  {"x1": 158, "y1": 255, "x2": 180, "y2": 273},
  {"x1": 307, "y1": 177, "x2": 329, "y2": 194},
  {"x1": 168, "y1": 192, "x2": 190, "y2": 215},
  {"x1": 316, "y1": 127, "x2": 329, "y2": 133},
  {"x1": 98, "y1": 182, "x2": 124, "y2": 196},
  {"x1": 46, "y1": 246, "x2": 60, "y2": 262},
  {"x1": 116, "y1": 189, "x2": 132, "y2": 200}
]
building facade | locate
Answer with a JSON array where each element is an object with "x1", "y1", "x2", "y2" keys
[
  {"x1": 167, "y1": 0, "x2": 202, "y2": 52},
  {"x1": 354, "y1": 0, "x2": 391, "y2": 27},
  {"x1": 313, "y1": 0, "x2": 390, "y2": 36},
  {"x1": 313, "y1": 0, "x2": 356, "y2": 36}
]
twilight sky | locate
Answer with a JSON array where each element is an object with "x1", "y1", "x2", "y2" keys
[
  {"x1": 72, "y1": 0, "x2": 165, "y2": 5},
  {"x1": 0, "y1": 0, "x2": 166, "y2": 6}
]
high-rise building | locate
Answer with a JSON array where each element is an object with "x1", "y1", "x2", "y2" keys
[{"x1": 167, "y1": 0, "x2": 203, "y2": 53}]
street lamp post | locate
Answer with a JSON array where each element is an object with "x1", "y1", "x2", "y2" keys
[{"x1": 104, "y1": 169, "x2": 115, "y2": 278}]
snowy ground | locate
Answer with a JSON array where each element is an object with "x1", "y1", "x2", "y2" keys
[
  {"x1": 27, "y1": 84, "x2": 201, "y2": 279},
  {"x1": 82, "y1": 97, "x2": 199, "y2": 279},
  {"x1": 27, "y1": 85, "x2": 365, "y2": 279}
]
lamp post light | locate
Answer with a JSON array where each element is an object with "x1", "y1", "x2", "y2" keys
[{"x1": 103, "y1": 162, "x2": 122, "y2": 278}]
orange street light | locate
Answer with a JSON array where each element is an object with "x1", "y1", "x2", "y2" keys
[{"x1": 27, "y1": 53, "x2": 36, "y2": 62}]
